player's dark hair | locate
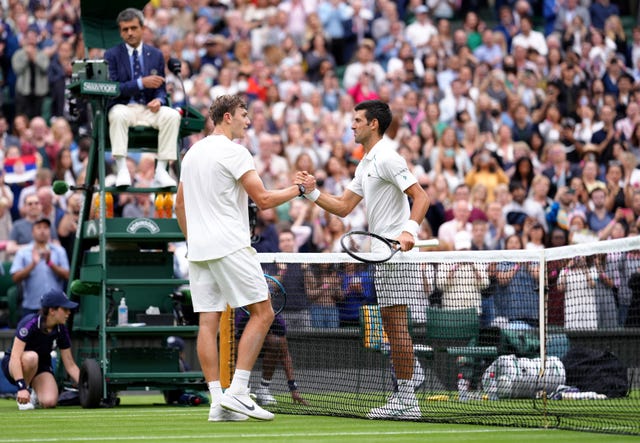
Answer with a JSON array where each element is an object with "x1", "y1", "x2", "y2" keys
[
  {"x1": 209, "y1": 95, "x2": 247, "y2": 125},
  {"x1": 116, "y1": 8, "x2": 144, "y2": 26},
  {"x1": 354, "y1": 100, "x2": 392, "y2": 136}
]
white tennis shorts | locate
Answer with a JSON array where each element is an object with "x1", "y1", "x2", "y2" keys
[
  {"x1": 374, "y1": 262, "x2": 406, "y2": 308},
  {"x1": 188, "y1": 247, "x2": 269, "y2": 312}
]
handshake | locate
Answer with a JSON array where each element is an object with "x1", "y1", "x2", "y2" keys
[{"x1": 295, "y1": 171, "x2": 320, "y2": 201}]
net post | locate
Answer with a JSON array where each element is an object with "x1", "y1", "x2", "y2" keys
[
  {"x1": 538, "y1": 249, "x2": 548, "y2": 427},
  {"x1": 219, "y1": 304, "x2": 235, "y2": 388},
  {"x1": 538, "y1": 249, "x2": 546, "y2": 364}
]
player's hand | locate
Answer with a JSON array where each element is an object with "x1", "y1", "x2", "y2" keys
[
  {"x1": 397, "y1": 231, "x2": 415, "y2": 252},
  {"x1": 291, "y1": 390, "x2": 309, "y2": 405},
  {"x1": 296, "y1": 172, "x2": 316, "y2": 193},
  {"x1": 16, "y1": 388, "x2": 31, "y2": 405},
  {"x1": 141, "y1": 75, "x2": 164, "y2": 89}
]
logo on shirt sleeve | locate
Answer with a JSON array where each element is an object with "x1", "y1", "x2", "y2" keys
[{"x1": 18, "y1": 327, "x2": 29, "y2": 339}]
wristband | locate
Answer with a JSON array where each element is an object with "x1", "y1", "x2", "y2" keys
[
  {"x1": 402, "y1": 219, "x2": 420, "y2": 237},
  {"x1": 305, "y1": 189, "x2": 320, "y2": 202},
  {"x1": 287, "y1": 380, "x2": 298, "y2": 391},
  {"x1": 16, "y1": 379, "x2": 27, "y2": 391}
]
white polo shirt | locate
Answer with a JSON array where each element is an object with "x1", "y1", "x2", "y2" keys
[
  {"x1": 347, "y1": 138, "x2": 416, "y2": 240},
  {"x1": 180, "y1": 134, "x2": 254, "y2": 261}
]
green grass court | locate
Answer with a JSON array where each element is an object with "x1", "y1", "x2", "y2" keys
[{"x1": 2, "y1": 393, "x2": 639, "y2": 443}]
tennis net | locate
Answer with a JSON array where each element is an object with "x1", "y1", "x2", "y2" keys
[{"x1": 249, "y1": 236, "x2": 640, "y2": 435}]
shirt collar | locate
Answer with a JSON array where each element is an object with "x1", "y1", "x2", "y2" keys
[
  {"x1": 126, "y1": 43, "x2": 143, "y2": 56},
  {"x1": 363, "y1": 137, "x2": 389, "y2": 161}
]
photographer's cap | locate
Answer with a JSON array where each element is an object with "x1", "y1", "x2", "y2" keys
[{"x1": 41, "y1": 289, "x2": 78, "y2": 309}]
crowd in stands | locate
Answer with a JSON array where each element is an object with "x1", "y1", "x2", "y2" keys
[{"x1": 1, "y1": 0, "x2": 640, "y2": 328}]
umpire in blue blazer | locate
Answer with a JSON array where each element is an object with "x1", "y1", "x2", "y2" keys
[{"x1": 104, "y1": 7, "x2": 181, "y2": 188}]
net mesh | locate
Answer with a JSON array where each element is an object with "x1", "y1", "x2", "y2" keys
[{"x1": 248, "y1": 237, "x2": 640, "y2": 435}]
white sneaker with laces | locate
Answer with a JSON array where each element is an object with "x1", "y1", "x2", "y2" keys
[
  {"x1": 366, "y1": 394, "x2": 421, "y2": 420},
  {"x1": 208, "y1": 403, "x2": 249, "y2": 422},
  {"x1": 115, "y1": 167, "x2": 132, "y2": 187},
  {"x1": 153, "y1": 168, "x2": 176, "y2": 188},
  {"x1": 255, "y1": 385, "x2": 277, "y2": 406},
  {"x1": 220, "y1": 389, "x2": 274, "y2": 421}
]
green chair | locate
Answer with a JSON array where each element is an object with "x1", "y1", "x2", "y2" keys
[
  {"x1": 425, "y1": 307, "x2": 498, "y2": 390},
  {"x1": 357, "y1": 305, "x2": 433, "y2": 393}
]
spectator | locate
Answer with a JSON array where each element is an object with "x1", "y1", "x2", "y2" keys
[
  {"x1": 465, "y1": 148, "x2": 509, "y2": 203},
  {"x1": 557, "y1": 255, "x2": 598, "y2": 330},
  {"x1": 438, "y1": 199, "x2": 472, "y2": 250},
  {"x1": 7, "y1": 193, "x2": 55, "y2": 257},
  {"x1": 494, "y1": 233, "x2": 539, "y2": 325},
  {"x1": 317, "y1": 0, "x2": 354, "y2": 67},
  {"x1": 589, "y1": 0, "x2": 620, "y2": 31},
  {"x1": 436, "y1": 230, "x2": 489, "y2": 315},
  {"x1": 342, "y1": 39, "x2": 386, "y2": 91},
  {"x1": 11, "y1": 28, "x2": 49, "y2": 119},
  {"x1": 10, "y1": 218, "x2": 69, "y2": 319},
  {"x1": 503, "y1": 180, "x2": 547, "y2": 232},
  {"x1": 404, "y1": 5, "x2": 437, "y2": 55},
  {"x1": 474, "y1": 29, "x2": 504, "y2": 68},
  {"x1": 554, "y1": 0, "x2": 591, "y2": 35}
]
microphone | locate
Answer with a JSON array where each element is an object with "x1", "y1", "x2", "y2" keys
[
  {"x1": 167, "y1": 57, "x2": 190, "y2": 117},
  {"x1": 52, "y1": 180, "x2": 93, "y2": 195},
  {"x1": 167, "y1": 57, "x2": 181, "y2": 76}
]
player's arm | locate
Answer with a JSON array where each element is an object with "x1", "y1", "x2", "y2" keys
[
  {"x1": 297, "y1": 173, "x2": 362, "y2": 217},
  {"x1": 175, "y1": 183, "x2": 187, "y2": 240},
  {"x1": 280, "y1": 337, "x2": 309, "y2": 405},
  {"x1": 398, "y1": 182, "x2": 429, "y2": 251},
  {"x1": 240, "y1": 169, "x2": 301, "y2": 210},
  {"x1": 8, "y1": 337, "x2": 31, "y2": 404},
  {"x1": 60, "y1": 348, "x2": 80, "y2": 385}
]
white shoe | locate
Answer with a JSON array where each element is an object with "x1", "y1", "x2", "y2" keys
[
  {"x1": 220, "y1": 389, "x2": 274, "y2": 421},
  {"x1": 115, "y1": 167, "x2": 132, "y2": 187},
  {"x1": 255, "y1": 385, "x2": 277, "y2": 406},
  {"x1": 30, "y1": 390, "x2": 38, "y2": 408},
  {"x1": 17, "y1": 401, "x2": 35, "y2": 411},
  {"x1": 366, "y1": 394, "x2": 421, "y2": 420},
  {"x1": 153, "y1": 168, "x2": 176, "y2": 188},
  {"x1": 413, "y1": 359, "x2": 425, "y2": 390},
  {"x1": 208, "y1": 403, "x2": 249, "y2": 422}
]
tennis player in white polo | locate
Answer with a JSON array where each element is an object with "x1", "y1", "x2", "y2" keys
[
  {"x1": 298, "y1": 100, "x2": 430, "y2": 419},
  {"x1": 175, "y1": 94, "x2": 314, "y2": 422}
]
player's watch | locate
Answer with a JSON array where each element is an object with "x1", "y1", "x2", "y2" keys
[{"x1": 297, "y1": 184, "x2": 306, "y2": 196}]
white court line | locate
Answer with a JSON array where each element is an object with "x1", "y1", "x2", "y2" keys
[{"x1": 1, "y1": 429, "x2": 545, "y2": 443}]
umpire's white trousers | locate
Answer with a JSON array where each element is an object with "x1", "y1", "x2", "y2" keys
[{"x1": 108, "y1": 103, "x2": 180, "y2": 161}]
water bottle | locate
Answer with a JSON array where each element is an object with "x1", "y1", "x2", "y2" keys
[
  {"x1": 178, "y1": 393, "x2": 202, "y2": 406},
  {"x1": 117, "y1": 298, "x2": 128, "y2": 326},
  {"x1": 485, "y1": 371, "x2": 499, "y2": 401},
  {"x1": 457, "y1": 373, "x2": 470, "y2": 401}
]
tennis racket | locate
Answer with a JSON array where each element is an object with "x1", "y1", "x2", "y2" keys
[
  {"x1": 340, "y1": 230, "x2": 439, "y2": 264},
  {"x1": 241, "y1": 274, "x2": 287, "y2": 315}
]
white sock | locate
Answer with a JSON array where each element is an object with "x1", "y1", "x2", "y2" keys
[
  {"x1": 115, "y1": 156, "x2": 127, "y2": 173},
  {"x1": 208, "y1": 380, "x2": 223, "y2": 404},
  {"x1": 229, "y1": 369, "x2": 251, "y2": 394},
  {"x1": 260, "y1": 378, "x2": 271, "y2": 388},
  {"x1": 156, "y1": 160, "x2": 167, "y2": 173},
  {"x1": 397, "y1": 379, "x2": 416, "y2": 404}
]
